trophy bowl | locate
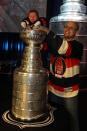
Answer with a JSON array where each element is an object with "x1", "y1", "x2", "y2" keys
[{"x1": 20, "y1": 29, "x2": 46, "y2": 45}]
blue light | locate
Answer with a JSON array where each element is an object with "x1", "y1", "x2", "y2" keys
[
  {"x1": 10, "y1": 41, "x2": 13, "y2": 50},
  {"x1": 5, "y1": 40, "x2": 8, "y2": 51},
  {"x1": 18, "y1": 42, "x2": 20, "y2": 51},
  {"x1": 21, "y1": 41, "x2": 24, "y2": 51}
]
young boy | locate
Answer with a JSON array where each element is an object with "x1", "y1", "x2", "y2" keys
[{"x1": 21, "y1": 9, "x2": 46, "y2": 30}]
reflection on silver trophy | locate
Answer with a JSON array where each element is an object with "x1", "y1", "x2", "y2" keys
[{"x1": 11, "y1": 29, "x2": 48, "y2": 121}]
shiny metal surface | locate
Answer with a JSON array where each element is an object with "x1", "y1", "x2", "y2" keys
[
  {"x1": 20, "y1": 29, "x2": 46, "y2": 44},
  {"x1": 60, "y1": 2, "x2": 86, "y2": 14},
  {"x1": 63, "y1": 0, "x2": 85, "y2": 3},
  {"x1": 11, "y1": 29, "x2": 48, "y2": 121},
  {"x1": 50, "y1": 0, "x2": 87, "y2": 22},
  {"x1": 49, "y1": 0, "x2": 87, "y2": 75}
]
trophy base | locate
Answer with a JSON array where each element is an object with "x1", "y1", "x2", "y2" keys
[{"x1": 2, "y1": 105, "x2": 56, "y2": 129}]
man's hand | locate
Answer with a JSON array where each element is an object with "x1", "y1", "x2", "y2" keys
[
  {"x1": 33, "y1": 26, "x2": 50, "y2": 35},
  {"x1": 26, "y1": 25, "x2": 32, "y2": 30}
]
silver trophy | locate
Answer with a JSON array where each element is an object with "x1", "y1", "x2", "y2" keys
[{"x1": 11, "y1": 29, "x2": 48, "y2": 121}]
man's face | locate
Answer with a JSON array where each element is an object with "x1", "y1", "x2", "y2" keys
[
  {"x1": 29, "y1": 12, "x2": 38, "y2": 23},
  {"x1": 64, "y1": 21, "x2": 78, "y2": 41}
]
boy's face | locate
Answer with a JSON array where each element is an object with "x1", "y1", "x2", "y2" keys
[{"x1": 28, "y1": 12, "x2": 38, "y2": 23}]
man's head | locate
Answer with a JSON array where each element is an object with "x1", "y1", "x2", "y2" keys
[
  {"x1": 28, "y1": 10, "x2": 39, "y2": 23},
  {"x1": 64, "y1": 21, "x2": 79, "y2": 41}
]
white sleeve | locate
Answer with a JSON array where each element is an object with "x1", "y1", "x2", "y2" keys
[
  {"x1": 21, "y1": 21, "x2": 27, "y2": 28},
  {"x1": 58, "y1": 39, "x2": 68, "y2": 54},
  {"x1": 33, "y1": 21, "x2": 41, "y2": 26}
]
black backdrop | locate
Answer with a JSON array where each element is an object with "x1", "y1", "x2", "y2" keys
[{"x1": 47, "y1": 0, "x2": 62, "y2": 22}]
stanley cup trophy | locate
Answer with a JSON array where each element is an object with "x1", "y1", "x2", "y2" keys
[{"x1": 11, "y1": 29, "x2": 48, "y2": 121}]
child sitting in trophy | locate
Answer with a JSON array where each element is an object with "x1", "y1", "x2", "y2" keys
[
  {"x1": 21, "y1": 9, "x2": 49, "y2": 68},
  {"x1": 21, "y1": 9, "x2": 47, "y2": 30}
]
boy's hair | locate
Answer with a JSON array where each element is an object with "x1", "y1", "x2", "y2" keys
[{"x1": 28, "y1": 9, "x2": 39, "y2": 18}]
